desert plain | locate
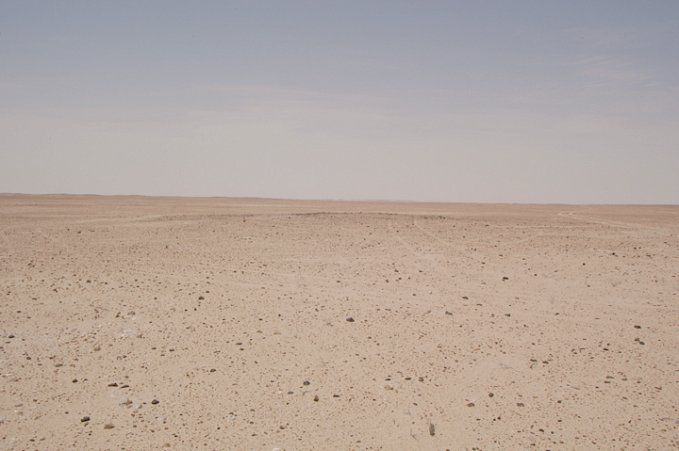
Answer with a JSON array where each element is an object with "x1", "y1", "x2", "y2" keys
[{"x1": 0, "y1": 194, "x2": 677, "y2": 450}]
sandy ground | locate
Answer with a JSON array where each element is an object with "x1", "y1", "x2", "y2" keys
[{"x1": 0, "y1": 194, "x2": 677, "y2": 450}]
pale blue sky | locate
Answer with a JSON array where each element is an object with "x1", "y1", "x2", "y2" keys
[{"x1": 1, "y1": 1, "x2": 678, "y2": 203}]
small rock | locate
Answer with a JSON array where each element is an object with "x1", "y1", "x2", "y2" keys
[
  {"x1": 107, "y1": 382, "x2": 118, "y2": 387},
  {"x1": 502, "y1": 276, "x2": 509, "y2": 281},
  {"x1": 103, "y1": 423, "x2": 114, "y2": 429},
  {"x1": 80, "y1": 416, "x2": 90, "y2": 423},
  {"x1": 429, "y1": 422, "x2": 435, "y2": 436},
  {"x1": 151, "y1": 399, "x2": 159, "y2": 405},
  {"x1": 467, "y1": 402, "x2": 475, "y2": 407},
  {"x1": 634, "y1": 325, "x2": 641, "y2": 329},
  {"x1": 303, "y1": 380, "x2": 310, "y2": 386},
  {"x1": 346, "y1": 317, "x2": 355, "y2": 322},
  {"x1": 313, "y1": 395, "x2": 319, "y2": 402},
  {"x1": 488, "y1": 392, "x2": 494, "y2": 398},
  {"x1": 516, "y1": 402, "x2": 525, "y2": 407}
]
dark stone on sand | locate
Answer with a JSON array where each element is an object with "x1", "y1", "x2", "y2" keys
[
  {"x1": 151, "y1": 399, "x2": 159, "y2": 405},
  {"x1": 80, "y1": 416, "x2": 90, "y2": 422},
  {"x1": 303, "y1": 380, "x2": 310, "y2": 386},
  {"x1": 313, "y1": 395, "x2": 319, "y2": 402},
  {"x1": 346, "y1": 317, "x2": 355, "y2": 322},
  {"x1": 429, "y1": 423, "x2": 435, "y2": 436}
]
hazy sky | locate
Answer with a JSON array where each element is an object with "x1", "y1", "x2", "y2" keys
[{"x1": 1, "y1": 1, "x2": 678, "y2": 203}]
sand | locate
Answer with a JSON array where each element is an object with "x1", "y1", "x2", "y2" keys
[{"x1": 1, "y1": 194, "x2": 677, "y2": 450}]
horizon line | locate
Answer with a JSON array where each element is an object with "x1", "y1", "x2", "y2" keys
[{"x1": 1, "y1": 192, "x2": 677, "y2": 207}]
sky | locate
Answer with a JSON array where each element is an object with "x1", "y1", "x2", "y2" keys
[{"x1": 1, "y1": 1, "x2": 678, "y2": 204}]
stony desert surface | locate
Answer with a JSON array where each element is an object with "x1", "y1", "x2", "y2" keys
[{"x1": 0, "y1": 194, "x2": 677, "y2": 450}]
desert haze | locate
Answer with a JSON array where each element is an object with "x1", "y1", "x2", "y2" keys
[{"x1": 1, "y1": 194, "x2": 677, "y2": 450}]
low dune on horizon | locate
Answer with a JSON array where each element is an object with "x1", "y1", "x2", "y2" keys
[{"x1": 1, "y1": 195, "x2": 677, "y2": 449}]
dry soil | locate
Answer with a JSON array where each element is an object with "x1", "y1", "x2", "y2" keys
[{"x1": 1, "y1": 195, "x2": 678, "y2": 450}]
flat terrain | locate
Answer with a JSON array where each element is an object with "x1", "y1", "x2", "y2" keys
[{"x1": 1, "y1": 195, "x2": 678, "y2": 450}]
